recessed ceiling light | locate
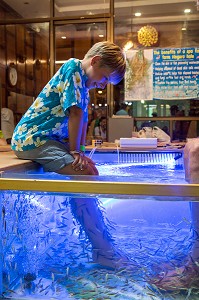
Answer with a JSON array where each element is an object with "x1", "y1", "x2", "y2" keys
[
  {"x1": 135, "y1": 12, "x2": 142, "y2": 17},
  {"x1": 181, "y1": 27, "x2": 187, "y2": 31},
  {"x1": 61, "y1": 36, "x2": 66, "y2": 39},
  {"x1": 99, "y1": 34, "x2": 104, "y2": 37},
  {"x1": 98, "y1": 90, "x2": 103, "y2": 94},
  {"x1": 184, "y1": 8, "x2": 191, "y2": 13}
]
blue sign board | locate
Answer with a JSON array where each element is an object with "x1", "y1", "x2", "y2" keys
[{"x1": 153, "y1": 47, "x2": 199, "y2": 100}]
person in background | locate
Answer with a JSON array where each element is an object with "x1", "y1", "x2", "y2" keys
[
  {"x1": 1, "y1": 107, "x2": 15, "y2": 144},
  {"x1": 115, "y1": 102, "x2": 128, "y2": 116},
  {"x1": 94, "y1": 116, "x2": 107, "y2": 141},
  {"x1": 151, "y1": 111, "x2": 158, "y2": 127},
  {"x1": 86, "y1": 108, "x2": 103, "y2": 143},
  {"x1": 11, "y1": 41, "x2": 128, "y2": 270},
  {"x1": 170, "y1": 105, "x2": 190, "y2": 141}
]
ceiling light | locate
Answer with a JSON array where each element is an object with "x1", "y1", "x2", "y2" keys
[
  {"x1": 135, "y1": 12, "x2": 142, "y2": 17},
  {"x1": 123, "y1": 40, "x2": 134, "y2": 51},
  {"x1": 98, "y1": 90, "x2": 103, "y2": 94},
  {"x1": 99, "y1": 34, "x2": 104, "y2": 38},
  {"x1": 61, "y1": 36, "x2": 66, "y2": 39},
  {"x1": 184, "y1": 8, "x2": 191, "y2": 13},
  {"x1": 181, "y1": 27, "x2": 187, "y2": 31},
  {"x1": 55, "y1": 60, "x2": 67, "y2": 64}
]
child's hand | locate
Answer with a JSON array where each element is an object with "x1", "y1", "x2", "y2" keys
[{"x1": 70, "y1": 151, "x2": 88, "y2": 171}]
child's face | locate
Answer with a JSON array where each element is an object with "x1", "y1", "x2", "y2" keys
[{"x1": 85, "y1": 56, "x2": 112, "y2": 90}]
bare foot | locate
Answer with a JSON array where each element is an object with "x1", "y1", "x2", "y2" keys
[
  {"x1": 92, "y1": 248, "x2": 132, "y2": 270},
  {"x1": 152, "y1": 263, "x2": 199, "y2": 291}
]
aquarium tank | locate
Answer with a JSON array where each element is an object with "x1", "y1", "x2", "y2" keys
[{"x1": 1, "y1": 150, "x2": 199, "y2": 299}]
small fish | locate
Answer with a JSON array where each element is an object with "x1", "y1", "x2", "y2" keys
[
  {"x1": 4, "y1": 220, "x2": 6, "y2": 231},
  {"x1": 39, "y1": 284, "x2": 51, "y2": 293},
  {"x1": 36, "y1": 278, "x2": 43, "y2": 287},
  {"x1": 185, "y1": 288, "x2": 192, "y2": 299},
  {"x1": 153, "y1": 247, "x2": 161, "y2": 255},
  {"x1": 116, "y1": 267, "x2": 127, "y2": 274},
  {"x1": 57, "y1": 208, "x2": 65, "y2": 212},
  {"x1": 61, "y1": 216, "x2": 68, "y2": 220},
  {"x1": 2, "y1": 205, "x2": 5, "y2": 218},
  {"x1": 42, "y1": 223, "x2": 50, "y2": 228},
  {"x1": 182, "y1": 217, "x2": 191, "y2": 225},
  {"x1": 175, "y1": 227, "x2": 182, "y2": 233},
  {"x1": 57, "y1": 223, "x2": 68, "y2": 228},
  {"x1": 76, "y1": 276, "x2": 84, "y2": 281}
]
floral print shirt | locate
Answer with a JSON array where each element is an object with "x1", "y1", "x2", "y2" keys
[{"x1": 11, "y1": 58, "x2": 89, "y2": 151}]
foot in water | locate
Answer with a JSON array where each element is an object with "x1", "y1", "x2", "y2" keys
[
  {"x1": 92, "y1": 248, "x2": 135, "y2": 270},
  {"x1": 151, "y1": 261, "x2": 199, "y2": 291}
]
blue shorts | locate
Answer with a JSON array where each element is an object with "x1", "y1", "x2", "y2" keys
[{"x1": 14, "y1": 140, "x2": 74, "y2": 172}]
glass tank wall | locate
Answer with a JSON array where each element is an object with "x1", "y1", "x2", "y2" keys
[
  {"x1": 1, "y1": 190, "x2": 199, "y2": 300},
  {"x1": 1, "y1": 150, "x2": 199, "y2": 299}
]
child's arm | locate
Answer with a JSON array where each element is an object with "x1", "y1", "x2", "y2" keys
[
  {"x1": 68, "y1": 105, "x2": 89, "y2": 171},
  {"x1": 80, "y1": 120, "x2": 96, "y2": 166},
  {"x1": 80, "y1": 121, "x2": 88, "y2": 148},
  {"x1": 68, "y1": 105, "x2": 83, "y2": 151}
]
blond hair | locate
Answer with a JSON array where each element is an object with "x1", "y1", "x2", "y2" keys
[{"x1": 85, "y1": 41, "x2": 126, "y2": 85}]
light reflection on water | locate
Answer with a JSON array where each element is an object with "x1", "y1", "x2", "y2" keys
[{"x1": 96, "y1": 162, "x2": 185, "y2": 184}]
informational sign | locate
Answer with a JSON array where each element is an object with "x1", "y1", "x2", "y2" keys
[
  {"x1": 125, "y1": 47, "x2": 199, "y2": 101},
  {"x1": 153, "y1": 47, "x2": 199, "y2": 100},
  {"x1": 125, "y1": 49, "x2": 153, "y2": 100}
]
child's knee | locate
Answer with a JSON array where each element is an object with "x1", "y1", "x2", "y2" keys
[{"x1": 85, "y1": 164, "x2": 99, "y2": 175}]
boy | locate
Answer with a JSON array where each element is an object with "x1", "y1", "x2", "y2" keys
[
  {"x1": 11, "y1": 41, "x2": 125, "y2": 175},
  {"x1": 11, "y1": 41, "x2": 127, "y2": 269}
]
